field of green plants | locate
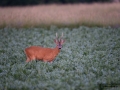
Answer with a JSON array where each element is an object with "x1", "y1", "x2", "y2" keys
[{"x1": 0, "y1": 26, "x2": 120, "y2": 90}]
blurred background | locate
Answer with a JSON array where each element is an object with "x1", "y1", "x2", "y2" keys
[
  {"x1": 0, "y1": 0, "x2": 120, "y2": 28},
  {"x1": 0, "y1": 0, "x2": 120, "y2": 6}
]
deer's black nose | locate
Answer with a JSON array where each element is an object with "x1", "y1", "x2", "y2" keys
[{"x1": 59, "y1": 48, "x2": 61, "y2": 49}]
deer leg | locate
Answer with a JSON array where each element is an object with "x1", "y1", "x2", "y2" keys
[
  {"x1": 49, "y1": 61, "x2": 53, "y2": 63},
  {"x1": 43, "y1": 59, "x2": 53, "y2": 63},
  {"x1": 26, "y1": 57, "x2": 30, "y2": 62},
  {"x1": 43, "y1": 60, "x2": 47, "y2": 62},
  {"x1": 35, "y1": 60, "x2": 38, "y2": 62}
]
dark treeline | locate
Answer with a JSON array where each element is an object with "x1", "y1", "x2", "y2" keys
[{"x1": 0, "y1": 0, "x2": 111, "y2": 6}]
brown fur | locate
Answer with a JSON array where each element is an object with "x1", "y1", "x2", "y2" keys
[
  {"x1": 24, "y1": 33, "x2": 65, "y2": 62},
  {"x1": 24, "y1": 46, "x2": 60, "y2": 62}
]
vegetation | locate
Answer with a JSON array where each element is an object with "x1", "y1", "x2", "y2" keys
[
  {"x1": 0, "y1": 26, "x2": 120, "y2": 90},
  {"x1": 0, "y1": 0, "x2": 111, "y2": 6},
  {"x1": 0, "y1": 3, "x2": 120, "y2": 28}
]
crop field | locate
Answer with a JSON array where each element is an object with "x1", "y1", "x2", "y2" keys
[
  {"x1": 0, "y1": 3, "x2": 120, "y2": 28},
  {"x1": 0, "y1": 26, "x2": 120, "y2": 90}
]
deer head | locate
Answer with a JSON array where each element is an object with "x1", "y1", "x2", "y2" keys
[{"x1": 54, "y1": 33, "x2": 65, "y2": 49}]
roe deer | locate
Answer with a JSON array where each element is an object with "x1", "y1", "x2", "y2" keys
[{"x1": 24, "y1": 33, "x2": 65, "y2": 62}]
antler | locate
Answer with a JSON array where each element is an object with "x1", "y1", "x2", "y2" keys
[
  {"x1": 59, "y1": 32, "x2": 63, "y2": 42},
  {"x1": 55, "y1": 32, "x2": 64, "y2": 42},
  {"x1": 55, "y1": 33, "x2": 59, "y2": 42},
  {"x1": 56, "y1": 33, "x2": 58, "y2": 38}
]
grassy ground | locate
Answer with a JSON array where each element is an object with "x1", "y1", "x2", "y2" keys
[
  {"x1": 0, "y1": 26, "x2": 120, "y2": 90},
  {"x1": 0, "y1": 3, "x2": 120, "y2": 28}
]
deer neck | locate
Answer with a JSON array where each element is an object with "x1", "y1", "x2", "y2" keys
[{"x1": 53, "y1": 47, "x2": 60, "y2": 54}]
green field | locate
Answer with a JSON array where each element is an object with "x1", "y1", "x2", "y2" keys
[{"x1": 0, "y1": 26, "x2": 120, "y2": 90}]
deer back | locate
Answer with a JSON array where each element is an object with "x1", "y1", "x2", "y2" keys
[{"x1": 24, "y1": 46, "x2": 60, "y2": 62}]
